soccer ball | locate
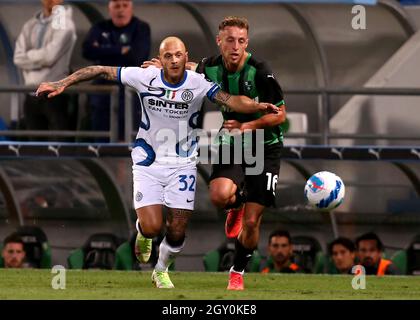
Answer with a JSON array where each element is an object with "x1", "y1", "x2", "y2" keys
[{"x1": 304, "y1": 171, "x2": 345, "y2": 211}]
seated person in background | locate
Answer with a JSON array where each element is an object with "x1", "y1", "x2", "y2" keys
[
  {"x1": 356, "y1": 232, "x2": 400, "y2": 276},
  {"x1": 328, "y1": 237, "x2": 356, "y2": 274},
  {"x1": 82, "y1": 0, "x2": 151, "y2": 141},
  {"x1": 1, "y1": 233, "x2": 26, "y2": 268},
  {"x1": 13, "y1": 0, "x2": 77, "y2": 140},
  {"x1": 260, "y1": 230, "x2": 302, "y2": 273}
]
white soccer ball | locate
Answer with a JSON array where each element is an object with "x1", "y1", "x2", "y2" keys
[{"x1": 304, "y1": 171, "x2": 345, "y2": 211}]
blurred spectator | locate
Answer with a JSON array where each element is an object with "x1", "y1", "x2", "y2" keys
[
  {"x1": 328, "y1": 237, "x2": 356, "y2": 274},
  {"x1": 1, "y1": 233, "x2": 26, "y2": 268},
  {"x1": 82, "y1": 0, "x2": 151, "y2": 141},
  {"x1": 356, "y1": 232, "x2": 400, "y2": 276},
  {"x1": 13, "y1": 0, "x2": 77, "y2": 140},
  {"x1": 260, "y1": 230, "x2": 302, "y2": 273}
]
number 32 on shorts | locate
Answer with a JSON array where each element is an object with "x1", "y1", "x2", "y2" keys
[
  {"x1": 266, "y1": 172, "x2": 278, "y2": 196},
  {"x1": 178, "y1": 174, "x2": 196, "y2": 191}
]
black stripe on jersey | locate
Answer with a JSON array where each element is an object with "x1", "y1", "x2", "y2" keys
[
  {"x1": 222, "y1": 68, "x2": 229, "y2": 93},
  {"x1": 238, "y1": 68, "x2": 245, "y2": 96}
]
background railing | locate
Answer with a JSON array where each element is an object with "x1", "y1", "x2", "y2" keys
[
  {"x1": 284, "y1": 87, "x2": 420, "y2": 144},
  {"x1": 1, "y1": 85, "x2": 420, "y2": 144},
  {"x1": 0, "y1": 85, "x2": 122, "y2": 141}
]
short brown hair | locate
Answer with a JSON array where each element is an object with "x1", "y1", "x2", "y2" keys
[
  {"x1": 356, "y1": 232, "x2": 384, "y2": 251},
  {"x1": 3, "y1": 233, "x2": 24, "y2": 247},
  {"x1": 218, "y1": 16, "x2": 249, "y2": 32},
  {"x1": 268, "y1": 230, "x2": 291, "y2": 244},
  {"x1": 329, "y1": 237, "x2": 355, "y2": 255}
]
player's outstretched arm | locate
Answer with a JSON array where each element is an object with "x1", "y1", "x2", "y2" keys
[
  {"x1": 36, "y1": 66, "x2": 118, "y2": 98},
  {"x1": 213, "y1": 90, "x2": 279, "y2": 114}
]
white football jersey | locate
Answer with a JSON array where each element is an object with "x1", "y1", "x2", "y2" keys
[{"x1": 118, "y1": 66, "x2": 220, "y2": 166}]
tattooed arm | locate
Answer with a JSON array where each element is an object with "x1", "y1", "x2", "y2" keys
[
  {"x1": 213, "y1": 90, "x2": 279, "y2": 114},
  {"x1": 36, "y1": 66, "x2": 118, "y2": 98}
]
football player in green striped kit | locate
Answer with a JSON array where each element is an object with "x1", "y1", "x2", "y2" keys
[
  {"x1": 142, "y1": 16, "x2": 287, "y2": 290},
  {"x1": 195, "y1": 16, "x2": 287, "y2": 290}
]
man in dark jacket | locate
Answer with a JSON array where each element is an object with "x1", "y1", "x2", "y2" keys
[{"x1": 83, "y1": 0, "x2": 151, "y2": 141}]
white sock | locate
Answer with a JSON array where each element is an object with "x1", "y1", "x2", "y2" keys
[
  {"x1": 154, "y1": 237, "x2": 185, "y2": 272},
  {"x1": 135, "y1": 219, "x2": 144, "y2": 235},
  {"x1": 230, "y1": 266, "x2": 244, "y2": 275}
]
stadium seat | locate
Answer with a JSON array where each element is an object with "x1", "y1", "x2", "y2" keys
[
  {"x1": 406, "y1": 235, "x2": 420, "y2": 275},
  {"x1": 67, "y1": 233, "x2": 122, "y2": 270},
  {"x1": 391, "y1": 234, "x2": 420, "y2": 275},
  {"x1": 313, "y1": 252, "x2": 328, "y2": 274},
  {"x1": 282, "y1": 112, "x2": 308, "y2": 146},
  {"x1": 391, "y1": 250, "x2": 407, "y2": 275},
  {"x1": 203, "y1": 238, "x2": 261, "y2": 272},
  {"x1": 322, "y1": 255, "x2": 342, "y2": 274},
  {"x1": 15, "y1": 226, "x2": 52, "y2": 269},
  {"x1": 114, "y1": 238, "x2": 137, "y2": 271},
  {"x1": 291, "y1": 236, "x2": 325, "y2": 273},
  {"x1": 203, "y1": 249, "x2": 220, "y2": 272}
]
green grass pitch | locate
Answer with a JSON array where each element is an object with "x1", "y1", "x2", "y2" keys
[{"x1": 1, "y1": 269, "x2": 420, "y2": 300}]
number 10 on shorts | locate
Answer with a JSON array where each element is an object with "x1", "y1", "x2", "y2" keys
[{"x1": 179, "y1": 175, "x2": 196, "y2": 191}]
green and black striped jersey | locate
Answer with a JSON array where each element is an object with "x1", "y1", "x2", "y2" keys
[{"x1": 196, "y1": 53, "x2": 285, "y2": 145}]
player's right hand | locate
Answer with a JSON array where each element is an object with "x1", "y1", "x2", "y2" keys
[
  {"x1": 141, "y1": 58, "x2": 162, "y2": 69},
  {"x1": 36, "y1": 82, "x2": 65, "y2": 98},
  {"x1": 258, "y1": 102, "x2": 280, "y2": 114}
]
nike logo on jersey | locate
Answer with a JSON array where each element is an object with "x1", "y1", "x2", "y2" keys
[
  {"x1": 267, "y1": 74, "x2": 275, "y2": 79},
  {"x1": 186, "y1": 199, "x2": 194, "y2": 203}
]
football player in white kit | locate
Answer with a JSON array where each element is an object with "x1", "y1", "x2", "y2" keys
[{"x1": 36, "y1": 37, "x2": 279, "y2": 288}]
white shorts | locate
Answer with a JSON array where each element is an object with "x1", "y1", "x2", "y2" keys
[{"x1": 132, "y1": 163, "x2": 197, "y2": 210}]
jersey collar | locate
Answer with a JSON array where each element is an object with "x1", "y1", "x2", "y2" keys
[
  {"x1": 223, "y1": 52, "x2": 252, "y2": 75},
  {"x1": 160, "y1": 69, "x2": 188, "y2": 88}
]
